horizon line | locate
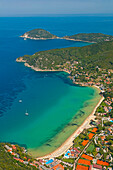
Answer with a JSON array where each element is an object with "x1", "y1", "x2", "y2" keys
[{"x1": 1, "y1": 13, "x2": 113, "y2": 17}]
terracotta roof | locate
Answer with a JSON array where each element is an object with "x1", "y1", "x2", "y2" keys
[
  {"x1": 93, "y1": 164, "x2": 102, "y2": 169},
  {"x1": 92, "y1": 128, "x2": 97, "y2": 133},
  {"x1": 97, "y1": 160, "x2": 109, "y2": 166},
  {"x1": 78, "y1": 159, "x2": 91, "y2": 165},
  {"x1": 12, "y1": 145, "x2": 16, "y2": 150},
  {"x1": 52, "y1": 164, "x2": 64, "y2": 170},
  {"x1": 82, "y1": 140, "x2": 89, "y2": 146},
  {"x1": 7, "y1": 149, "x2": 12, "y2": 152},
  {"x1": 81, "y1": 154, "x2": 93, "y2": 161},
  {"x1": 76, "y1": 165, "x2": 89, "y2": 170},
  {"x1": 101, "y1": 136, "x2": 105, "y2": 140},
  {"x1": 88, "y1": 133, "x2": 94, "y2": 139}
]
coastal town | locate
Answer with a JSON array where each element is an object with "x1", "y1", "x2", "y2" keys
[
  {"x1": 5, "y1": 33, "x2": 112, "y2": 169},
  {"x1": 1, "y1": 59, "x2": 113, "y2": 169}
]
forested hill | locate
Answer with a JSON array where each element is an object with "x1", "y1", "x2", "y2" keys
[
  {"x1": 63, "y1": 33, "x2": 113, "y2": 43},
  {"x1": 17, "y1": 40, "x2": 113, "y2": 72},
  {"x1": 20, "y1": 29, "x2": 58, "y2": 39},
  {"x1": 0, "y1": 143, "x2": 36, "y2": 170}
]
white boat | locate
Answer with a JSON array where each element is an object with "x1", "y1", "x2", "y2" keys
[
  {"x1": 19, "y1": 100, "x2": 22, "y2": 103},
  {"x1": 24, "y1": 38, "x2": 27, "y2": 40},
  {"x1": 25, "y1": 110, "x2": 29, "y2": 116}
]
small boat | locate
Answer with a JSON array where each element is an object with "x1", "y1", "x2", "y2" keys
[
  {"x1": 25, "y1": 110, "x2": 29, "y2": 116},
  {"x1": 19, "y1": 100, "x2": 22, "y2": 103},
  {"x1": 24, "y1": 38, "x2": 27, "y2": 40}
]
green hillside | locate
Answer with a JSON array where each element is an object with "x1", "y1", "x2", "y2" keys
[
  {"x1": 21, "y1": 28, "x2": 57, "y2": 39},
  {"x1": 0, "y1": 143, "x2": 36, "y2": 170},
  {"x1": 18, "y1": 40, "x2": 113, "y2": 72},
  {"x1": 63, "y1": 33, "x2": 113, "y2": 43}
]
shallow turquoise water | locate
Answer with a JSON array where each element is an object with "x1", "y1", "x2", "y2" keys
[{"x1": 0, "y1": 70, "x2": 95, "y2": 149}]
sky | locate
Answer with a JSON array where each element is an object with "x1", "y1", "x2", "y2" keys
[{"x1": 0, "y1": 0, "x2": 113, "y2": 17}]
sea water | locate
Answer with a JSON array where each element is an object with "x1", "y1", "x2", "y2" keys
[{"x1": 0, "y1": 16, "x2": 113, "y2": 156}]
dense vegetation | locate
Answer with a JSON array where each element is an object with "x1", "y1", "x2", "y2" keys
[
  {"x1": 21, "y1": 28, "x2": 57, "y2": 39},
  {"x1": 20, "y1": 40, "x2": 113, "y2": 71},
  {"x1": 63, "y1": 33, "x2": 113, "y2": 43},
  {"x1": 0, "y1": 143, "x2": 36, "y2": 170}
]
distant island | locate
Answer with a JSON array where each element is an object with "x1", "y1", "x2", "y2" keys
[
  {"x1": 20, "y1": 29, "x2": 113, "y2": 43},
  {"x1": 63, "y1": 33, "x2": 113, "y2": 43},
  {"x1": 20, "y1": 28, "x2": 58, "y2": 40}
]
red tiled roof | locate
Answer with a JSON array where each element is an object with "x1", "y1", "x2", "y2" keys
[
  {"x1": 82, "y1": 140, "x2": 89, "y2": 146},
  {"x1": 78, "y1": 159, "x2": 91, "y2": 166},
  {"x1": 12, "y1": 145, "x2": 16, "y2": 150},
  {"x1": 76, "y1": 165, "x2": 89, "y2": 170},
  {"x1": 74, "y1": 148, "x2": 81, "y2": 153},
  {"x1": 81, "y1": 154, "x2": 93, "y2": 161},
  {"x1": 88, "y1": 133, "x2": 94, "y2": 139},
  {"x1": 97, "y1": 160, "x2": 109, "y2": 166},
  {"x1": 93, "y1": 164, "x2": 102, "y2": 169},
  {"x1": 92, "y1": 128, "x2": 97, "y2": 133},
  {"x1": 52, "y1": 164, "x2": 64, "y2": 170}
]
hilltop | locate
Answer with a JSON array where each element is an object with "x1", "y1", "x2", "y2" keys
[
  {"x1": 63, "y1": 33, "x2": 113, "y2": 43},
  {"x1": 20, "y1": 29, "x2": 58, "y2": 40}
]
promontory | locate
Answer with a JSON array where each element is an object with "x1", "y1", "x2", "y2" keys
[
  {"x1": 63, "y1": 33, "x2": 113, "y2": 43},
  {"x1": 20, "y1": 28, "x2": 58, "y2": 40}
]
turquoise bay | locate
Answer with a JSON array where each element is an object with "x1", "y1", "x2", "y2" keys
[
  {"x1": 0, "y1": 69, "x2": 97, "y2": 157},
  {"x1": 0, "y1": 16, "x2": 113, "y2": 157}
]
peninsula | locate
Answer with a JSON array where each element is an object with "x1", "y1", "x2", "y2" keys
[
  {"x1": 17, "y1": 38, "x2": 113, "y2": 82},
  {"x1": 20, "y1": 28, "x2": 58, "y2": 40},
  {"x1": 63, "y1": 33, "x2": 113, "y2": 43}
]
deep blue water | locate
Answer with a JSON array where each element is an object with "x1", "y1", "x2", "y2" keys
[
  {"x1": 0, "y1": 16, "x2": 113, "y2": 118},
  {"x1": 0, "y1": 16, "x2": 113, "y2": 156}
]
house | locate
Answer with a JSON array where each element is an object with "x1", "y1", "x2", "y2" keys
[
  {"x1": 76, "y1": 165, "x2": 89, "y2": 170},
  {"x1": 92, "y1": 128, "x2": 98, "y2": 133},
  {"x1": 97, "y1": 160, "x2": 109, "y2": 166},
  {"x1": 78, "y1": 159, "x2": 91, "y2": 166},
  {"x1": 108, "y1": 128, "x2": 112, "y2": 134},
  {"x1": 12, "y1": 145, "x2": 16, "y2": 150},
  {"x1": 88, "y1": 133, "x2": 94, "y2": 139},
  {"x1": 81, "y1": 154, "x2": 93, "y2": 161},
  {"x1": 101, "y1": 136, "x2": 105, "y2": 140},
  {"x1": 89, "y1": 164, "x2": 102, "y2": 170},
  {"x1": 82, "y1": 140, "x2": 89, "y2": 146},
  {"x1": 52, "y1": 164, "x2": 64, "y2": 170},
  {"x1": 104, "y1": 106, "x2": 109, "y2": 113},
  {"x1": 5, "y1": 145, "x2": 12, "y2": 151}
]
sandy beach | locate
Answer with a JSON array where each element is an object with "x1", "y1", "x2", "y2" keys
[{"x1": 36, "y1": 89, "x2": 104, "y2": 159}]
